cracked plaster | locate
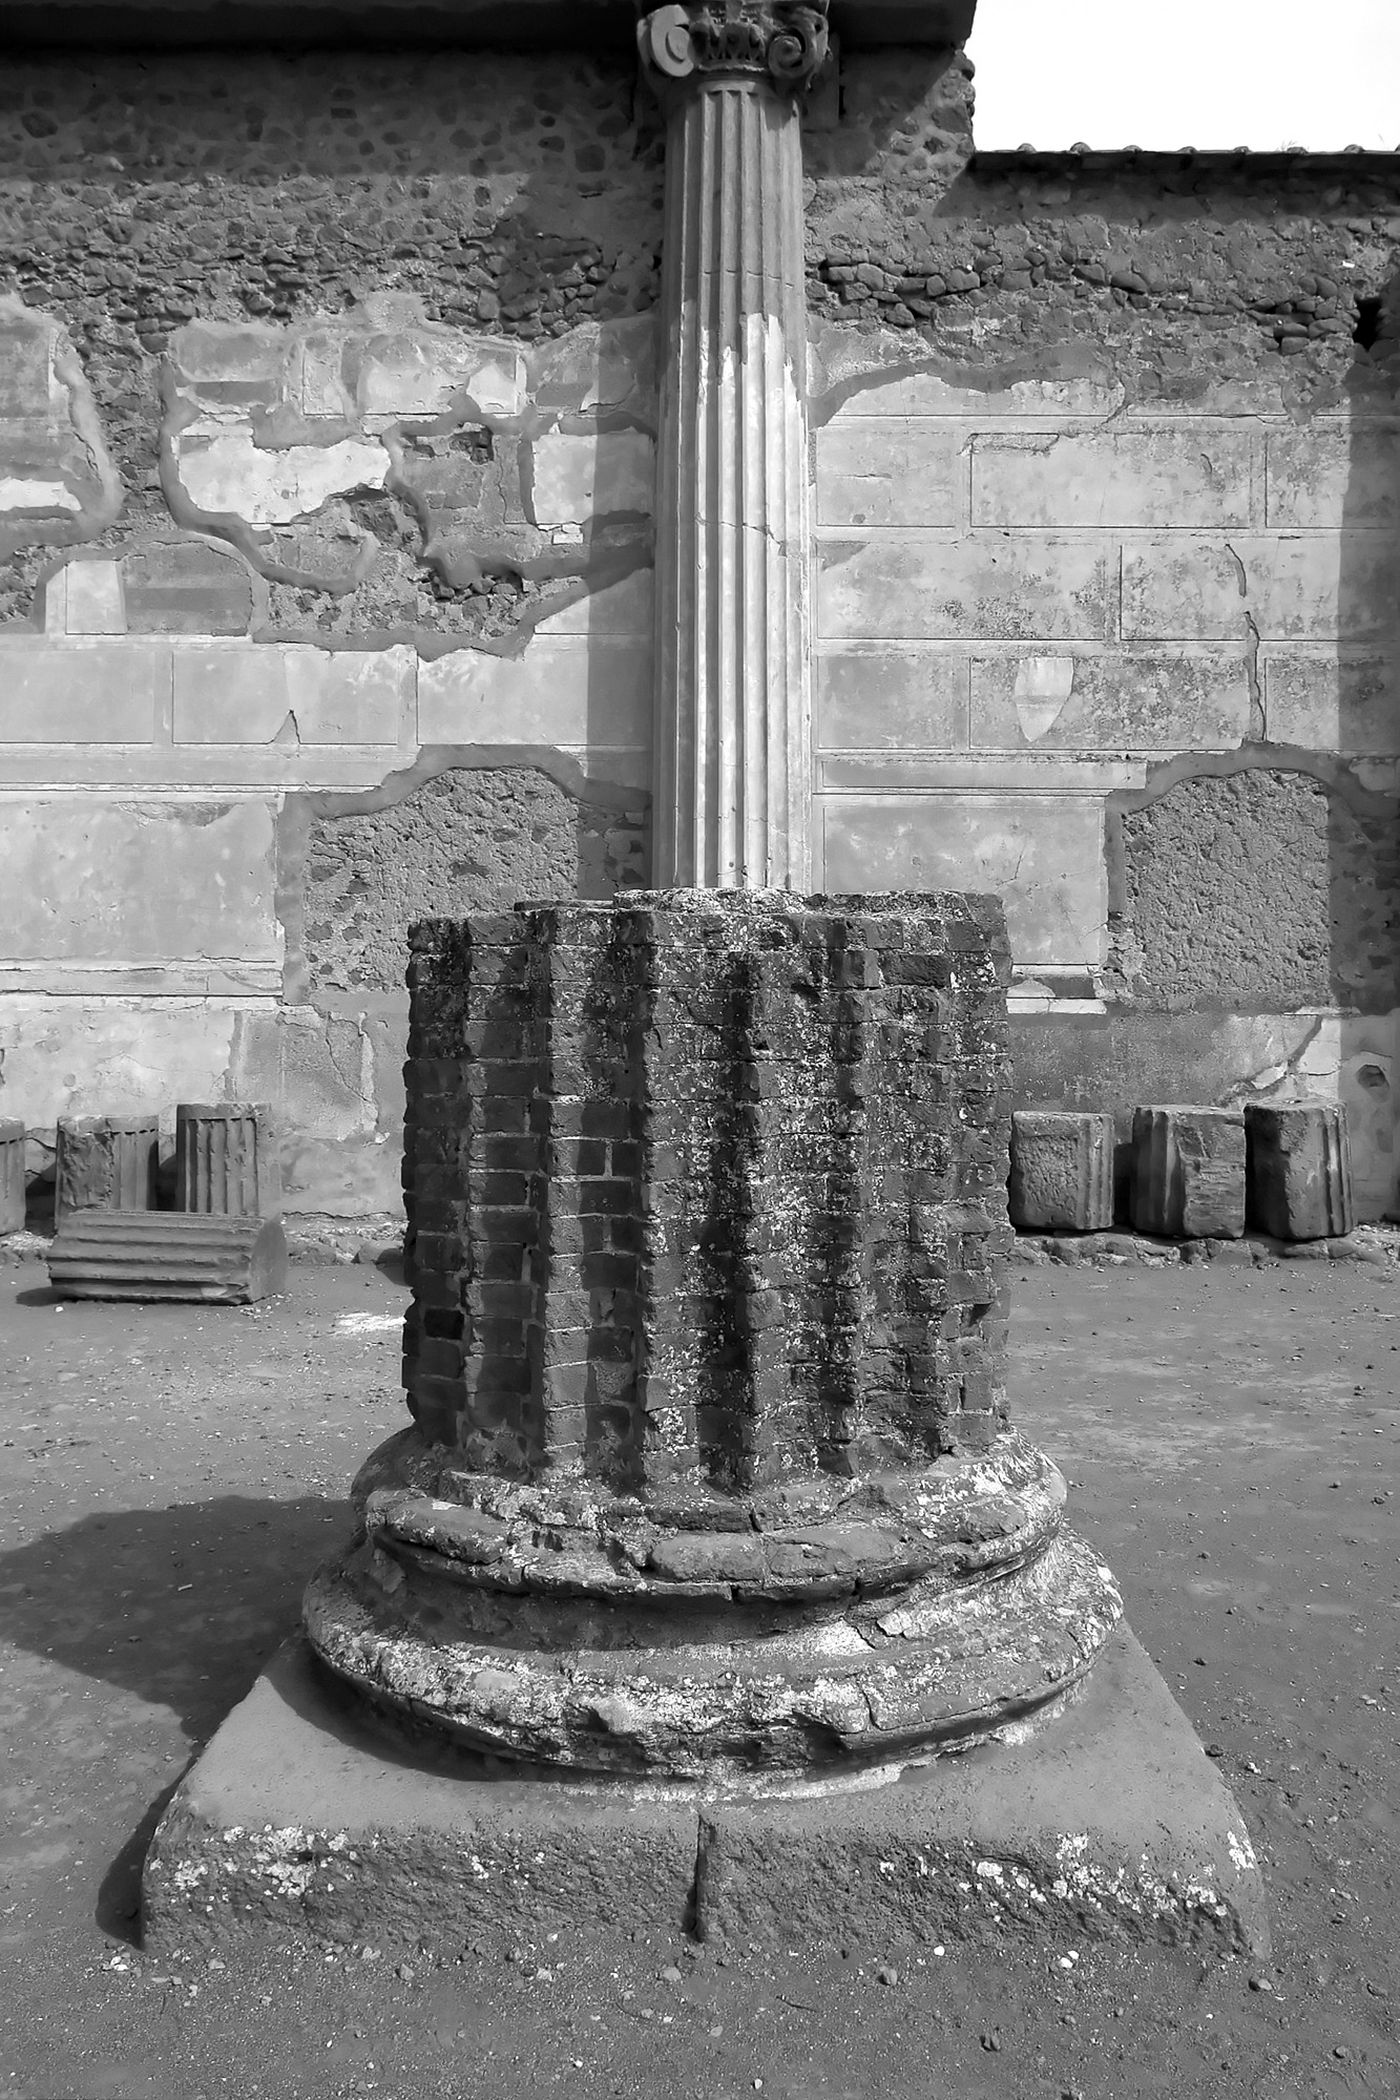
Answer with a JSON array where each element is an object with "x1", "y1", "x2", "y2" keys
[{"x1": 157, "y1": 301, "x2": 656, "y2": 644}]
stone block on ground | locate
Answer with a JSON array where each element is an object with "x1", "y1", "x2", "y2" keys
[
  {"x1": 0, "y1": 1118, "x2": 25, "y2": 1233},
  {"x1": 46, "y1": 1210, "x2": 288, "y2": 1303},
  {"x1": 54, "y1": 1115, "x2": 158, "y2": 1224},
  {"x1": 1246, "y1": 1101, "x2": 1353, "y2": 1241},
  {"x1": 1009, "y1": 1110, "x2": 1115, "y2": 1231},
  {"x1": 175, "y1": 1102, "x2": 281, "y2": 1218},
  {"x1": 142, "y1": 1625, "x2": 1267, "y2": 1961},
  {"x1": 1130, "y1": 1106, "x2": 1246, "y2": 1240}
]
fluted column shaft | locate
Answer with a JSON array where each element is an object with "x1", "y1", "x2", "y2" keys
[{"x1": 642, "y1": 3, "x2": 825, "y2": 891}]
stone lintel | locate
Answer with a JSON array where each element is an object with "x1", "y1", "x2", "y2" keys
[{"x1": 0, "y1": 0, "x2": 977, "y2": 52}]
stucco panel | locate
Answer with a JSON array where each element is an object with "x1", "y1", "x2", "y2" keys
[
  {"x1": 970, "y1": 427, "x2": 1260, "y2": 532},
  {"x1": 818, "y1": 536, "x2": 1115, "y2": 643},
  {"x1": 820, "y1": 791, "x2": 1106, "y2": 968},
  {"x1": 0, "y1": 797, "x2": 279, "y2": 966}
]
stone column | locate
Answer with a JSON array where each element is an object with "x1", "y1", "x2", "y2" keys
[{"x1": 640, "y1": 0, "x2": 826, "y2": 891}]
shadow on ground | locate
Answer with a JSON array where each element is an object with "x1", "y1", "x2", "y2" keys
[{"x1": 0, "y1": 1494, "x2": 352, "y2": 1735}]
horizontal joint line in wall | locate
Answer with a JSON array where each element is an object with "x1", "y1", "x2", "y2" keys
[
  {"x1": 812, "y1": 526, "x2": 1393, "y2": 540},
  {"x1": 815, "y1": 745, "x2": 1178, "y2": 758},
  {"x1": 0, "y1": 783, "x2": 293, "y2": 798},
  {"x1": 812, "y1": 641, "x2": 1258, "y2": 654},
  {"x1": 812, "y1": 786, "x2": 1130, "y2": 799},
  {"x1": 0, "y1": 993, "x2": 282, "y2": 1009}
]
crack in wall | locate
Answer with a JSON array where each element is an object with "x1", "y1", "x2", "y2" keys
[{"x1": 1215, "y1": 1016, "x2": 1327, "y2": 1109}]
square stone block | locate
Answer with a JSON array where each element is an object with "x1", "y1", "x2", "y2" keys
[
  {"x1": 1246, "y1": 1101, "x2": 1353, "y2": 1241},
  {"x1": 0, "y1": 1118, "x2": 25, "y2": 1233},
  {"x1": 1130, "y1": 1105, "x2": 1246, "y2": 1240},
  {"x1": 54, "y1": 1114, "x2": 158, "y2": 1223},
  {"x1": 1009, "y1": 1110, "x2": 1115, "y2": 1232}
]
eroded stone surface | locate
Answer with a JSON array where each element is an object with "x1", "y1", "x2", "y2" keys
[
  {"x1": 142, "y1": 1623, "x2": 1267, "y2": 1959},
  {"x1": 1130, "y1": 1105, "x2": 1247, "y2": 1241},
  {"x1": 54, "y1": 1113, "x2": 158, "y2": 1223},
  {"x1": 0, "y1": 1117, "x2": 24, "y2": 1232},
  {"x1": 1246, "y1": 1100, "x2": 1354, "y2": 1241},
  {"x1": 175, "y1": 1102, "x2": 281, "y2": 1220},
  {"x1": 46, "y1": 1208, "x2": 289, "y2": 1302},
  {"x1": 1009, "y1": 1111, "x2": 1115, "y2": 1232}
]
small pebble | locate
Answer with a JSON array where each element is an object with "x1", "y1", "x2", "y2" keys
[
  {"x1": 1248, "y1": 1976, "x2": 1274, "y2": 1994},
  {"x1": 660, "y1": 1965, "x2": 683, "y2": 1985}
]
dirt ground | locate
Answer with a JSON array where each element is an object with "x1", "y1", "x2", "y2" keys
[{"x1": 0, "y1": 1251, "x2": 1396, "y2": 2100}]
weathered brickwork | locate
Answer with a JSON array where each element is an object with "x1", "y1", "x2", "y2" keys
[
  {"x1": 306, "y1": 888, "x2": 1124, "y2": 1776},
  {"x1": 402, "y1": 892, "x2": 1012, "y2": 1486}
]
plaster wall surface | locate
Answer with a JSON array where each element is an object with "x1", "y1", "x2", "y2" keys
[{"x1": 0, "y1": 50, "x2": 1396, "y2": 1218}]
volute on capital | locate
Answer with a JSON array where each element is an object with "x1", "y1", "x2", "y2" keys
[{"x1": 637, "y1": 0, "x2": 830, "y2": 91}]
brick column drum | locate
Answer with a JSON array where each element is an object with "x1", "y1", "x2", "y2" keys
[{"x1": 304, "y1": 891, "x2": 1121, "y2": 1775}]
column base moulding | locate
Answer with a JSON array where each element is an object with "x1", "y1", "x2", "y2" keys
[{"x1": 304, "y1": 1426, "x2": 1121, "y2": 1775}]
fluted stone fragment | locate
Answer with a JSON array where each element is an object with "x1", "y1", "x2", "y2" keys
[
  {"x1": 175, "y1": 1103, "x2": 280, "y2": 1218},
  {"x1": 0, "y1": 1119, "x2": 24, "y2": 1233},
  {"x1": 54, "y1": 1114, "x2": 158, "y2": 1224},
  {"x1": 46, "y1": 1209, "x2": 288, "y2": 1303},
  {"x1": 1010, "y1": 1110, "x2": 1115, "y2": 1231},
  {"x1": 1246, "y1": 1101, "x2": 1353, "y2": 1240},
  {"x1": 1131, "y1": 1105, "x2": 1246, "y2": 1239}
]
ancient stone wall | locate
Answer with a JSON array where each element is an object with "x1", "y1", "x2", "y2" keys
[
  {"x1": 804, "y1": 61, "x2": 1400, "y2": 1216},
  {"x1": 0, "y1": 52, "x2": 659, "y2": 1217},
  {"x1": 0, "y1": 43, "x2": 1396, "y2": 1218}
]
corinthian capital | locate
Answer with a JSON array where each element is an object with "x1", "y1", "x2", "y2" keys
[{"x1": 638, "y1": 0, "x2": 830, "y2": 95}]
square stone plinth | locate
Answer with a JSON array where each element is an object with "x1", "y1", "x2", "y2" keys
[
  {"x1": 0, "y1": 1118, "x2": 24, "y2": 1234},
  {"x1": 1246, "y1": 1102, "x2": 1353, "y2": 1241},
  {"x1": 1009, "y1": 1111, "x2": 1115, "y2": 1232},
  {"x1": 1131, "y1": 1106, "x2": 1246, "y2": 1240},
  {"x1": 143, "y1": 1629, "x2": 1267, "y2": 1961}
]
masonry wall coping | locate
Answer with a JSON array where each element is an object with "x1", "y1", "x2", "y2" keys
[{"x1": 0, "y1": 0, "x2": 978, "y2": 52}]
